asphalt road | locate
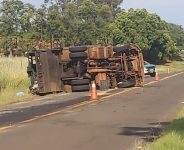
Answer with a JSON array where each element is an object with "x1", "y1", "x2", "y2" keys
[
  {"x1": 0, "y1": 73, "x2": 184, "y2": 150},
  {"x1": 0, "y1": 74, "x2": 168, "y2": 128},
  {"x1": 0, "y1": 73, "x2": 168, "y2": 127}
]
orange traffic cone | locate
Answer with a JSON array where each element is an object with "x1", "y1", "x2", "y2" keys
[
  {"x1": 91, "y1": 81, "x2": 98, "y2": 100},
  {"x1": 155, "y1": 72, "x2": 160, "y2": 81}
]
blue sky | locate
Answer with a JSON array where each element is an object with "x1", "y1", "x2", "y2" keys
[{"x1": 22, "y1": 0, "x2": 184, "y2": 27}]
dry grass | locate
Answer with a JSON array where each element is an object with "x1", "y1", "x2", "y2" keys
[
  {"x1": 157, "y1": 61, "x2": 184, "y2": 73},
  {"x1": 0, "y1": 57, "x2": 31, "y2": 105}
]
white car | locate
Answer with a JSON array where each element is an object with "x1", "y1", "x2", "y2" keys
[{"x1": 144, "y1": 61, "x2": 156, "y2": 77}]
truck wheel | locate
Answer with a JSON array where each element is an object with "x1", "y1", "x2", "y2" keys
[
  {"x1": 51, "y1": 48, "x2": 62, "y2": 55},
  {"x1": 117, "y1": 80, "x2": 136, "y2": 88},
  {"x1": 150, "y1": 72, "x2": 156, "y2": 77},
  {"x1": 69, "y1": 46, "x2": 87, "y2": 53},
  {"x1": 71, "y1": 79, "x2": 90, "y2": 86},
  {"x1": 113, "y1": 45, "x2": 130, "y2": 53},
  {"x1": 69, "y1": 52, "x2": 87, "y2": 59},
  {"x1": 72, "y1": 85, "x2": 90, "y2": 92}
]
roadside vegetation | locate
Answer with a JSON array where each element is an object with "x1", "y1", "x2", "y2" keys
[
  {"x1": 0, "y1": 57, "x2": 31, "y2": 105},
  {"x1": 0, "y1": 0, "x2": 184, "y2": 63},
  {"x1": 145, "y1": 109, "x2": 184, "y2": 150},
  {"x1": 157, "y1": 61, "x2": 184, "y2": 73}
]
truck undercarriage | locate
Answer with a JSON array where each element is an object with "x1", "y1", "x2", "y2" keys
[{"x1": 27, "y1": 44, "x2": 144, "y2": 95}]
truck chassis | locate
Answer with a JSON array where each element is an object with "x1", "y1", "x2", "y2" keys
[{"x1": 27, "y1": 44, "x2": 144, "y2": 95}]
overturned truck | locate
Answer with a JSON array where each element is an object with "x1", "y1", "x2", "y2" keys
[{"x1": 27, "y1": 44, "x2": 144, "y2": 95}]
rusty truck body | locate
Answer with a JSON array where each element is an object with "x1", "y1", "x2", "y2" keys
[{"x1": 27, "y1": 44, "x2": 144, "y2": 95}]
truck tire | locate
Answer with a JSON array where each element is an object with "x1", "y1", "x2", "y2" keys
[
  {"x1": 69, "y1": 52, "x2": 87, "y2": 59},
  {"x1": 117, "y1": 80, "x2": 136, "y2": 88},
  {"x1": 71, "y1": 79, "x2": 90, "y2": 86},
  {"x1": 52, "y1": 48, "x2": 62, "y2": 55},
  {"x1": 72, "y1": 85, "x2": 90, "y2": 92},
  {"x1": 113, "y1": 45, "x2": 130, "y2": 53},
  {"x1": 69, "y1": 46, "x2": 87, "y2": 53}
]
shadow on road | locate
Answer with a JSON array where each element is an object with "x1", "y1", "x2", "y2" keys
[
  {"x1": 0, "y1": 96, "x2": 89, "y2": 127},
  {"x1": 119, "y1": 122, "x2": 170, "y2": 142}
]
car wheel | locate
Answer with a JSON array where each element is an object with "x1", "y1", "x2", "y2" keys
[{"x1": 150, "y1": 72, "x2": 156, "y2": 77}]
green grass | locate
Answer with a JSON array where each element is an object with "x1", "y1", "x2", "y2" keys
[
  {"x1": 157, "y1": 61, "x2": 184, "y2": 73},
  {"x1": 145, "y1": 109, "x2": 184, "y2": 150},
  {"x1": 0, "y1": 57, "x2": 32, "y2": 105}
]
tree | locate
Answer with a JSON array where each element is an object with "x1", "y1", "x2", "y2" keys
[
  {"x1": 168, "y1": 23, "x2": 184, "y2": 50},
  {"x1": 19, "y1": 3, "x2": 35, "y2": 33},
  {"x1": 111, "y1": 9, "x2": 178, "y2": 63},
  {"x1": 1, "y1": 0, "x2": 180, "y2": 63},
  {"x1": 78, "y1": 0, "x2": 111, "y2": 45},
  {"x1": 0, "y1": 0, "x2": 124, "y2": 49},
  {"x1": 0, "y1": 0, "x2": 24, "y2": 36},
  {"x1": 0, "y1": 0, "x2": 37, "y2": 51},
  {"x1": 43, "y1": 0, "x2": 115, "y2": 45},
  {"x1": 92, "y1": 0, "x2": 124, "y2": 16},
  {"x1": 0, "y1": 0, "x2": 24, "y2": 51}
]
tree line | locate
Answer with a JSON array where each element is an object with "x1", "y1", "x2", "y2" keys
[{"x1": 0, "y1": 0, "x2": 184, "y2": 63}]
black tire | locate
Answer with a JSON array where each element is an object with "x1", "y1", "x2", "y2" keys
[
  {"x1": 113, "y1": 44, "x2": 131, "y2": 53},
  {"x1": 69, "y1": 52, "x2": 87, "y2": 59},
  {"x1": 72, "y1": 85, "x2": 90, "y2": 92},
  {"x1": 52, "y1": 48, "x2": 62, "y2": 55},
  {"x1": 69, "y1": 46, "x2": 87, "y2": 53},
  {"x1": 71, "y1": 79, "x2": 90, "y2": 86},
  {"x1": 150, "y1": 72, "x2": 156, "y2": 77},
  {"x1": 117, "y1": 80, "x2": 136, "y2": 88}
]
